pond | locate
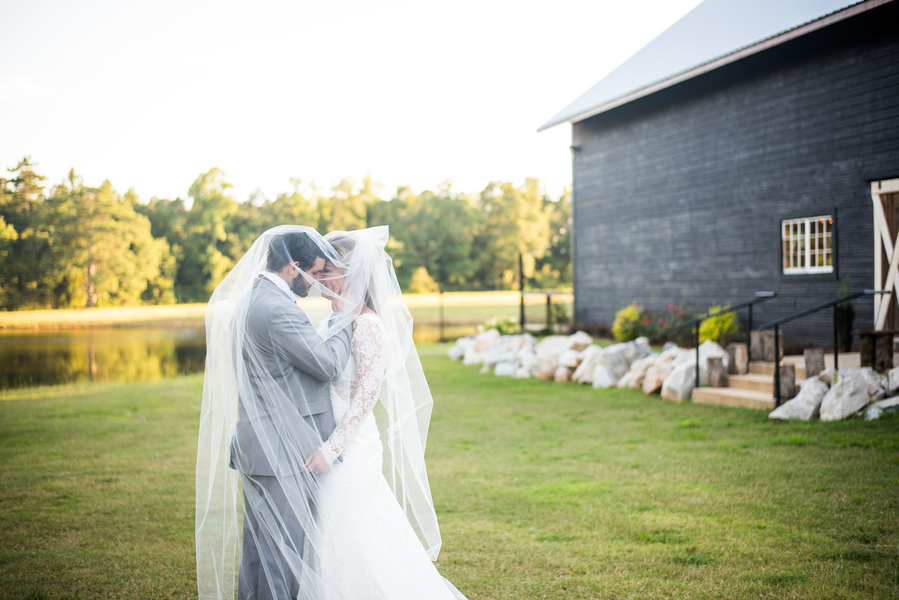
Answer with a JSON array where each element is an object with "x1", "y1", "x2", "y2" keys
[{"x1": 0, "y1": 323, "x2": 474, "y2": 391}]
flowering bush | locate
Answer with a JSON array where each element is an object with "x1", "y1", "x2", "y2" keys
[
  {"x1": 478, "y1": 315, "x2": 519, "y2": 335},
  {"x1": 699, "y1": 304, "x2": 741, "y2": 344},
  {"x1": 612, "y1": 303, "x2": 644, "y2": 341},
  {"x1": 613, "y1": 302, "x2": 696, "y2": 344}
]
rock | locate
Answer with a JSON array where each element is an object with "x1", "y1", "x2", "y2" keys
[
  {"x1": 481, "y1": 335, "x2": 527, "y2": 369},
  {"x1": 517, "y1": 350, "x2": 539, "y2": 377},
  {"x1": 625, "y1": 356, "x2": 657, "y2": 389},
  {"x1": 659, "y1": 345, "x2": 685, "y2": 364},
  {"x1": 662, "y1": 341, "x2": 678, "y2": 351},
  {"x1": 889, "y1": 366, "x2": 899, "y2": 395},
  {"x1": 473, "y1": 329, "x2": 501, "y2": 353},
  {"x1": 566, "y1": 330, "x2": 593, "y2": 352},
  {"x1": 642, "y1": 362, "x2": 672, "y2": 394},
  {"x1": 625, "y1": 337, "x2": 651, "y2": 363},
  {"x1": 817, "y1": 368, "x2": 838, "y2": 387},
  {"x1": 872, "y1": 396, "x2": 899, "y2": 411},
  {"x1": 479, "y1": 364, "x2": 490, "y2": 374},
  {"x1": 572, "y1": 345, "x2": 604, "y2": 384},
  {"x1": 864, "y1": 406, "x2": 884, "y2": 421},
  {"x1": 768, "y1": 378, "x2": 828, "y2": 421},
  {"x1": 447, "y1": 336, "x2": 474, "y2": 361},
  {"x1": 616, "y1": 370, "x2": 640, "y2": 389},
  {"x1": 558, "y1": 349, "x2": 581, "y2": 369},
  {"x1": 513, "y1": 367, "x2": 532, "y2": 379},
  {"x1": 671, "y1": 340, "x2": 729, "y2": 376},
  {"x1": 592, "y1": 365, "x2": 618, "y2": 389},
  {"x1": 494, "y1": 361, "x2": 518, "y2": 377},
  {"x1": 536, "y1": 335, "x2": 570, "y2": 380},
  {"x1": 661, "y1": 362, "x2": 703, "y2": 402},
  {"x1": 838, "y1": 368, "x2": 887, "y2": 403},
  {"x1": 554, "y1": 365, "x2": 573, "y2": 383},
  {"x1": 598, "y1": 343, "x2": 631, "y2": 379},
  {"x1": 820, "y1": 375, "x2": 870, "y2": 421}
]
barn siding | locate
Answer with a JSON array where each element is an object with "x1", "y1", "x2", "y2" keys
[{"x1": 572, "y1": 3, "x2": 899, "y2": 348}]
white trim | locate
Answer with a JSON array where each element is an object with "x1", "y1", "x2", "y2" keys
[
  {"x1": 539, "y1": 0, "x2": 892, "y2": 131},
  {"x1": 781, "y1": 215, "x2": 834, "y2": 275}
]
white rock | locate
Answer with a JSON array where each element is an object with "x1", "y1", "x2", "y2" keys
[
  {"x1": 888, "y1": 366, "x2": 899, "y2": 395},
  {"x1": 592, "y1": 365, "x2": 618, "y2": 389},
  {"x1": 658, "y1": 345, "x2": 686, "y2": 364},
  {"x1": 864, "y1": 406, "x2": 884, "y2": 421},
  {"x1": 566, "y1": 330, "x2": 593, "y2": 352},
  {"x1": 768, "y1": 378, "x2": 828, "y2": 421},
  {"x1": 554, "y1": 365, "x2": 573, "y2": 383},
  {"x1": 513, "y1": 367, "x2": 532, "y2": 379},
  {"x1": 479, "y1": 364, "x2": 490, "y2": 374},
  {"x1": 662, "y1": 341, "x2": 678, "y2": 351},
  {"x1": 572, "y1": 345, "x2": 604, "y2": 384},
  {"x1": 463, "y1": 346, "x2": 483, "y2": 366},
  {"x1": 616, "y1": 370, "x2": 640, "y2": 389},
  {"x1": 642, "y1": 362, "x2": 673, "y2": 395},
  {"x1": 600, "y1": 343, "x2": 632, "y2": 379},
  {"x1": 558, "y1": 349, "x2": 581, "y2": 369},
  {"x1": 820, "y1": 375, "x2": 870, "y2": 421},
  {"x1": 872, "y1": 396, "x2": 899, "y2": 411},
  {"x1": 494, "y1": 361, "x2": 518, "y2": 377},
  {"x1": 447, "y1": 336, "x2": 474, "y2": 361},
  {"x1": 817, "y1": 368, "x2": 838, "y2": 387},
  {"x1": 536, "y1": 336, "x2": 571, "y2": 380},
  {"x1": 473, "y1": 329, "x2": 501, "y2": 353},
  {"x1": 624, "y1": 355, "x2": 657, "y2": 389},
  {"x1": 838, "y1": 368, "x2": 887, "y2": 403},
  {"x1": 671, "y1": 340, "x2": 729, "y2": 373},
  {"x1": 661, "y1": 362, "x2": 705, "y2": 402}
]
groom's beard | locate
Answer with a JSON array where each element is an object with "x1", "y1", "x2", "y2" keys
[{"x1": 290, "y1": 272, "x2": 311, "y2": 298}]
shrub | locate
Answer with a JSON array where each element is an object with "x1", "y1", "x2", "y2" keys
[
  {"x1": 699, "y1": 304, "x2": 740, "y2": 344},
  {"x1": 612, "y1": 303, "x2": 644, "y2": 341},
  {"x1": 478, "y1": 315, "x2": 519, "y2": 335}
]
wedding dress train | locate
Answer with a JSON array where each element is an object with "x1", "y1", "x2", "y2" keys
[{"x1": 312, "y1": 313, "x2": 465, "y2": 600}]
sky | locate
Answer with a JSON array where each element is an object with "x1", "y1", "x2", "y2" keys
[{"x1": 0, "y1": 0, "x2": 704, "y2": 203}]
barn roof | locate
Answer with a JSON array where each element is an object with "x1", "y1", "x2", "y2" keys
[{"x1": 539, "y1": 0, "x2": 885, "y2": 131}]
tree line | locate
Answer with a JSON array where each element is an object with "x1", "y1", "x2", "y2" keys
[{"x1": 0, "y1": 157, "x2": 570, "y2": 311}]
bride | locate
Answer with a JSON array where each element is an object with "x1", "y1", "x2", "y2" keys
[
  {"x1": 304, "y1": 229, "x2": 465, "y2": 600},
  {"x1": 195, "y1": 225, "x2": 465, "y2": 600}
]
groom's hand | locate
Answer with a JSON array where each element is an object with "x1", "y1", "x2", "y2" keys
[{"x1": 304, "y1": 450, "x2": 330, "y2": 473}]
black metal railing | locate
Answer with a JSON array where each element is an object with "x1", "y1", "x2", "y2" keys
[
  {"x1": 681, "y1": 291, "x2": 777, "y2": 388},
  {"x1": 759, "y1": 290, "x2": 888, "y2": 406}
]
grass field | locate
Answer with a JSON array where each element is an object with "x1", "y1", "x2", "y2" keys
[{"x1": 1, "y1": 344, "x2": 897, "y2": 598}]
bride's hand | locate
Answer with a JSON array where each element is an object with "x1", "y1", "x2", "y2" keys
[{"x1": 304, "y1": 449, "x2": 330, "y2": 473}]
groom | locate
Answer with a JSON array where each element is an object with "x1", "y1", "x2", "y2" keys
[{"x1": 229, "y1": 230, "x2": 353, "y2": 600}]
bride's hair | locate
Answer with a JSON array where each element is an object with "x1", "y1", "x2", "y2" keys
[{"x1": 327, "y1": 234, "x2": 376, "y2": 312}]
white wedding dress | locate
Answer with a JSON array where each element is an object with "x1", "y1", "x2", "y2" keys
[{"x1": 312, "y1": 312, "x2": 465, "y2": 600}]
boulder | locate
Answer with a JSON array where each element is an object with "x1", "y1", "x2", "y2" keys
[
  {"x1": 864, "y1": 406, "x2": 884, "y2": 421},
  {"x1": 642, "y1": 362, "x2": 673, "y2": 395},
  {"x1": 567, "y1": 330, "x2": 593, "y2": 352},
  {"x1": 768, "y1": 378, "x2": 828, "y2": 421},
  {"x1": 558, "y1": 349, "x2": 581, "y2": 369},
  {"x1": 494, "y1": 361, "x2": 518, "y2": 377},
  {"x1": 514, "y1": 367, "x2": 532, "y2": 379},
  {"x1": 838, "y1": 368, "x2": 887, "y2": 403},
  {"x1": 872, "y1": 396, "x2": 899, "y2": 411},
  {"x1": 625, "y1": 356, "x2": 657, "y2": 389},
  {"x1": 572, "y1": 345, "x2": 604, "y2": 384},
  {"x1": 481, "y1": 335, "x2": 526, "y2": 369},
  {"x1": 661, "y1": 362, "x2": 703, "y2": 402},
  {"x1": 625, "y1": 337, "x2": 651, "y2": 363},
  {"x1": 662, "y1": 341, "x2": 678, "y2": 352},
  {"x1": 671, "y1": 340, "x2": 729, "y2": 376},
  {"x1": 889, "y1": 366, "x2": 899, "y2": 395},
  {"x1": 447, "y1": 336, "x2": 474, "y2": 361},
  {"x1": 597, "y1": 343, "x2": 630, "y2": 379},
  {"x1": 592, "y1": 365, "x2": 618, "y2": 389},
  {"x1": 554, "y1": 365, "x2": 573, "y2": 383},
  {"x1": 616, "y1": 370, "x2": 641, "y2": 389},
  {"x1": 536, "y1": 335, "x2": 570, "y2": 380},
  {"x1": 473, "y1": 329, "x2": 501, "y2": 353},
  {"x1": 517, "y1": 350, "x2": 539, "y2": 377},
  {"x1": 817, "y1": 368, "x2": 839, "y2": 387},
  {"x1": 820, "y1": 374, "x2": 870, "y2": 421}
]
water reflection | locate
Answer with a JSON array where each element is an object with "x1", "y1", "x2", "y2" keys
[
  {"x1": 0, "y1": 327, "x2": 206, "y2": 390},
  {"x1": 0, "y1": 323, "x2": 473, "y2": 390}
]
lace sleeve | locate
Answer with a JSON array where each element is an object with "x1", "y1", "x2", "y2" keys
[{"x1": 320, "y1": 315, "x2": 386, "y2": 465}]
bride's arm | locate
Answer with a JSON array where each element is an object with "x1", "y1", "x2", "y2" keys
[{"x1": 320, "y1": 315, "x2": 386, "y2": 466}]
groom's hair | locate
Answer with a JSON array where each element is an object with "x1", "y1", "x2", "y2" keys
[{"x1": 266, "y1": 232, "x2": 324, "y2": 272}]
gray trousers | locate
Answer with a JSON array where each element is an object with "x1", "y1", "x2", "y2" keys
[{"x1": 238, "y1": 471, "x2": 317, "y2": 600}]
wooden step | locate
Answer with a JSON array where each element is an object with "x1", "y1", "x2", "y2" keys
[
  {"x1": 728, "y1": 373, "x2": 773, "y2": 393},
  {"x1": 692, "y1": 387, "x2": 775, "y2": 411}
]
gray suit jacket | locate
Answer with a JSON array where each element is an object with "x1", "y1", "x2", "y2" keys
[{"x1": 230, "y1": 277, "x2": 353, "y2": 476}]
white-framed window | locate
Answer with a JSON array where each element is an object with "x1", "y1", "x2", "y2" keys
[{"x1": 782, "y1": 215, "x2": 833, "y2": 274}]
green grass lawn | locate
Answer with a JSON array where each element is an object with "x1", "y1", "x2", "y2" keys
[{"x1": 1, "y1": 344, "x2": 897, "y2": 599}]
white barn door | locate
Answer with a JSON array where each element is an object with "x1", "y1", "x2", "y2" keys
[{"x1": 873, "y1": 178, "x2": 899, "y2": 330}]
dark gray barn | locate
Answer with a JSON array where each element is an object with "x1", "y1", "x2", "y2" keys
[{"x1": 541, "y1": 0, "x2": 899, "y2": 348}]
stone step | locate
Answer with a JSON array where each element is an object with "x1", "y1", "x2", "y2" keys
[
  {"x1": 692, "y1": 387, "x2": 776, "y2": 411},
  {"x1": 728, "y1": 373, "x2": 773, "y2": 393},
  {"x1": 748, "y1": 360, "x2": 807, "y2": 380}
]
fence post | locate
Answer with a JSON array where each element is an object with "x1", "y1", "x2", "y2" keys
[
  {"x1": 545, "y1": 294, "x2": 552, "y2": 333},
  {"x1": 519, "y1": 253, "x2": 525, "y2": 330},
  {"x1": 774, "y1": 323, "x2": 781, "y2": 407},
  {"x1": 833, "y1": 304, "x2": 839, "y2": 371},
  {"x1": 747, "y1": 304, "x2": 753, "y2": 357},
  {"x1": 439, "y1": 290, "x2": 445, "y2": 342},
  {"x1": 695, "y1": 322, "x2": 700, "y2": 390}
]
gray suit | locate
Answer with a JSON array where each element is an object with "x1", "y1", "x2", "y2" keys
[{"x1": 230, "y1": 277, "x2": 352, "y2": 600}]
